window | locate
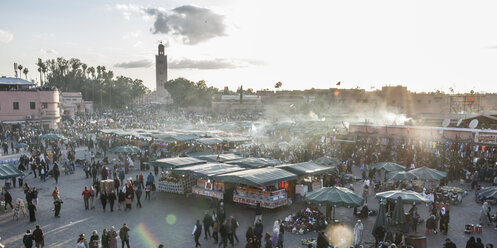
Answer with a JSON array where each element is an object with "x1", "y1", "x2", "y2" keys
[
  {"x1": 30, "y1": 102, "x2": 36, "y2": 110},
  {"x1": 42, "y1": 103, "x2": 48, "y2": 109},
  {"x1": 13, "y1": 102, "x2": 19, "y2": 110}
]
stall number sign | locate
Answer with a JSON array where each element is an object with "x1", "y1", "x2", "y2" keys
[{"x1": 475, "y1": 134, "x2": 497, "y2": 144}]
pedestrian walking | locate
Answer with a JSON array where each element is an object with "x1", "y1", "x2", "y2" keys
[
  {"x1": 109, "y1": 226, "x2": 118, "y2": 248},
  {"x1": 119, "y1": 223, "x2": 130, "y2": 248},
  {"x1": 54, "y1": 197, "x2": 63, "y2": 217},
  {"x1": 31, "y1": 188, "x2": 38, "y2": 205},
  {"x1": 193, "y1": 219, "x2": 202, "y2": 247},
  {"x1": 213, "y1": 218, "x2": 219, "y2": 244},
  {"x1": 28, "y1": 200, "x2": 37, "y2": 222},
  {"x1": 108, "y1": 191, "x2": 116, "y2": 212},
  {"x1": 3, "y1": 189, "x2": 13, "y2": 210},
  {"x1": 82, "y1": 187, "x2": 90, "y2": 210},
  {"x1": 100, "y1": 192, "x2": 107, "y2": 212},
  {"x1": 23, "y1": 229, "x2": 33, "y2": 248},
  {"x1": 33, "y1": 225, "x2": 44, "y2": 248},
  {"x1": 90, "y1": 230, "x2": 99, "y2": 248},
  {"x1": 203, "y1": 211, "x2": 212, "y2": 240},
  {"x1": 145, "y1": 184, "x2": 151, "y2": 200},
  {"x1": 118, "y1": 189, "x2": 125, "y2": 210},
  {"x1": 254, "y1": 202, "x2": 262, "y2": 225},
  {"x1": 89, "y1": 186, "x2": 96, "y2": 209},
  {"x1": 230, "y1": 216, "x2": 239, "y2": 244},
  {"x1": 101, "y1": 229, "x2": 110, "y2": 248},
  {"x1": 135, "y1": 186, "x2": 142, "y2": 208}
]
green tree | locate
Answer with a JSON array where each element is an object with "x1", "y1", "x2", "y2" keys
[{"x1": 164, "y1": 78, "x2": 219, "y2": 107}]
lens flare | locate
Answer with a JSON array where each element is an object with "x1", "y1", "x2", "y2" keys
[
  {"x1": 325, "y1": 224, "x2": 353, "y2": 247},
  {"x1": 166, "y1": 214, "x2": 177, "y2": 225},
  {"x1": 134, "y1": 222, "x2": 160, "y2": 247}
]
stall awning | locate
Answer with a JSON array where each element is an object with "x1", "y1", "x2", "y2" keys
[
  {"x1": 147, "y1": 157, "x2": 206, "y2": 169},
  {"x1": 222, "y1": 136, "x2": 252, "y2": 143},
  {"x1": 0, "y1": 164, "x2": 22, "y2": 179},
  {"x1": 196, "y1": 137, "x2": 223, "y2": 145},
  {"x1": 227, "y1": 158, "x2": 281, "y2": 168},
  {"x1": 277, "y1": 162, "x2": 336, "y2": 176},
  {"x1": 312, "y1": 156, "x2": 342, "y2": 167},
  {"x1": 173, "y1": 163, "x2": 246, "y2": 178},
  {"x1": 214, "y1": 167, "x2": 297, "y2": 187},
  {"x1": 198, "y1": 153, "x2": 243, "y2": 163}
]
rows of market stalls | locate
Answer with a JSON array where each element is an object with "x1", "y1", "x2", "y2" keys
[
  {"x1": 92, "y1": 129, "x2": 343, "y2": 209},
  {"x1": 147, "y1": 156, "x2": 340, "y2": 209}
]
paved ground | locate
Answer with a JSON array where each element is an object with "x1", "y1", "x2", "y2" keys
[{"x1": 1, "y1": 149, "x2": 497, "y2": 247}]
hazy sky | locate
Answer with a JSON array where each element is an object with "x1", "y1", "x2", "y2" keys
[{"x1": 1, "y1": 0, "x2": 496, "y2": 93}]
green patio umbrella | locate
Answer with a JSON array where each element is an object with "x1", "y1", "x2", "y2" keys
[
  {"x1": 476, "y1": 187, "x2": 497, "y2": 199},
  {"x1": 306, "y1": 186, "x2": 364, "y2": 220},
  {"x1": 39, "y1": 133, "x2": 64, "y2": 140},
  {"x1": 391, "y1": 196, "x2": 407, "y2": 226},
  {"x1": 372, "y1": 199, "x2": 389, "y2": 235},
  {"x1": 409, "y1": 166, "x2": 447, "y2": 180},
  {"x1": 109, "y1": 145, "x2": 141, "y2": 154},
  {"x1": 376, "y1": 190, "x2": 432, "y2": 204},
  {"x1": 0, "y1": 164, "x2": 22, "y2": 179},
  {"x1": 386, "y1": 171, "x2": 416, "y2": 181},
  {"x1": 371, "y1": 162, "x2": 405, "y2": 172}
]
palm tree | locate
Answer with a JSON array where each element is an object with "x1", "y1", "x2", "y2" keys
[
  {"x1": 37, "y1": 59, "x2": 44, "y2": 85},
  {"x1": 23, "y1": 68, "x2": 29, "y2": 80},
  {"x1": 88, "y1": 67, "x2": 95, "y2": 79},
  {"x1": 81, "y1": 64, "x2": 87, "y2": 78},
  {"x1": 17, "y1": 64, "x2": 23, "y2": 78}
]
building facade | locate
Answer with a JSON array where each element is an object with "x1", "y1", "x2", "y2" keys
[
  {"x1": 60, "y1": 92, "x2": 93, "y2": 117},
  {"x1": 0, "y1": 77, "x2": 60, "y2": 129}
]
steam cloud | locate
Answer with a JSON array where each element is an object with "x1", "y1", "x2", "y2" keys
[{"x1": 144, "y1": 5, "x2": 226, "y2": 45}]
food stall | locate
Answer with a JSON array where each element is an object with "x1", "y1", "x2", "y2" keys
[
  {"x1": 214, "y1": 167, "x2": 297, "y2": 208},
  {"x1": 148, "y1": 157, "x2": 206, "y2": 194},
  {"x1": 173, "y1": 163, "x2": 245, "y2": 200},
  {"x1": 277, "y1": 162, "x2": 336, "y2": 198},
  {"x1": 226, "y1": 157, "x2": 281, "y2": 168}
]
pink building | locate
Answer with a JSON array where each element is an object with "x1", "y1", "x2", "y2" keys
[{"x1": 0, "y1": 77, "x2": 60, "y2": 129}]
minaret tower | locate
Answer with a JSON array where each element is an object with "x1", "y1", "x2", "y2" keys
[{"x1": 155, "y1": 41, "x2": 167, "y2": 92}]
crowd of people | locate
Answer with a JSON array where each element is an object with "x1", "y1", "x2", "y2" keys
[{"x1": 1, "y1": 106, "x2": 497, "y2": 247}]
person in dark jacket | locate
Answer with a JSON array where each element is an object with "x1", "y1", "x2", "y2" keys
[
  {"x1": 23, "y1": 229, "x2": 33, "y2": 248},
  {"x1": 192, "y1": 219, "x2": 202, "y2": 247},
  {"x1": 32, "y1": 225, "x2": 44, "y2": 248},
  {"x1": 202, "y1": 211, "x2": 212, "y2": 240},
  {"x1": 107, "y1": 191, "x2": 116, "y2": 212},
  {"x1": 3, "y1": 189, "x2": 13, "y2": 209},
  {"x1": 374, "y1": 224, "x2": 385, "y2": 247},
  {"x1": 445, "y1": 238, "x2": 457, "y2": 248},
  {"x1": 254, "y1": 220, "x2": 264, "y2": 246},
  {"x1": 28, "y1": 201, "x2": 36, "y2": 222},
  {"x1": 264, "y1": 232, "x2": 272, "y2": 248},
  {"x1": 54, "y1": 197, "x2": 63, "y2": 217},
  {"x1": 230, "y1": 216, "x2": 239, "y2": 243},
  {"x1": 135, "y1": 187, "x2": 142, "y2": 208},
  {"x1": 118, "y1": 189, "x2": 125, "y2": 210},
  {"x1": 100, "y1": 192, "x2": 107, "y2": 212}
]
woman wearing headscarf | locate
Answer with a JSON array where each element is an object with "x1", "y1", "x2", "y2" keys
[
  {"x1": 480, "y1": 202, "x2": 491, "y2": 226},
  {"x1": 354, "y1": 220, "x2": 364, "y2": 246},
  {"x1": 109, "y1": 226, "x2": 118, "y2": 248}
]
